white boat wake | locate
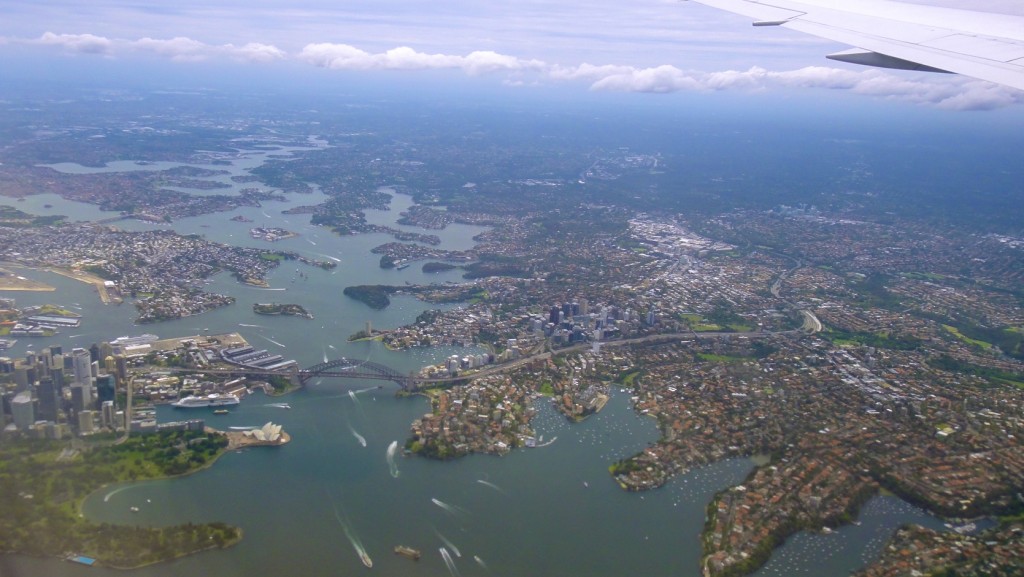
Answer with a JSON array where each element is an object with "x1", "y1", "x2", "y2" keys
[
  {"x1": 440, "y1": 547, "x2": 462, "y2": 577},
  {"x1": 474, "y1": 555, "x2": 488, "y2": 570},
  {"x1": 435, "y1": 531, "x2": 462, "y2": 557},
  {"x1": 239, "y1": 323, "x2": 264, "y2": 328},
  {"x1": 258, "y1": 334, "x2": 286, "y2": 348},
  {"x1": 386, "y1": 441, "x2": 400, "y2": 477},
  {"x1": 476, "y1": 479, "x2": 506, "y2": 494},
  {"x1": 230, "y1": 425, "x2": 262, "y2": 430},
  {"x1": 264, "y1": 403, "x2": 291, "y2": 409},
  {"x1": 328, "y1": 490, "x2": 372, "y2": 568},
  {"x1": 349, "y1": 424, "x2": 367, "y2": 447},
  {"x1": 104, "y1": 485, "x2": 131, "y2": 502},
  {"x1": 431, "y1": 498, "x2": 467, "y2": 518},
  {"x1": 536, "y1": 435, "x2": 558, "y2": 447}
]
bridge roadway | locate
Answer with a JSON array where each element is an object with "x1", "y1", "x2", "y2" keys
[{"x1": 167, "y1": 328, "x2": 792, "y2": 391}]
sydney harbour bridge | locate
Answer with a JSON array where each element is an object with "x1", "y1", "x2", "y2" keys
[
  {"x1": 174, "y1": 356, "x2": 462, "y2": 391},
  {"x1": 170, "y1": 329, "x2": 787, "y2": 392}
]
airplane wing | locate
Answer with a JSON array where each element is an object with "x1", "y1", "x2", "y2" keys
[{"x1": 688, "y1": 0, "x2": 1024, "y2": 91}]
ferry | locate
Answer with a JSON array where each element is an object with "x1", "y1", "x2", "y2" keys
[
  {"x1": 213, "y1": 409, "x2": 230, "y2": 415},
  {"x1": 172, "y1": 393, "x2": 240, "y2": 408},
  {"x1": 359, "y1": 551, "x2": 373, "y2": 568},
  {"x1": 394, "y1": 545, "x2": 421, "y2": 560}
]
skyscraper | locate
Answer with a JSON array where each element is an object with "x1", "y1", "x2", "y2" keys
[
  {"x1": 71, "y1": 348, "x2": 94, "y2": 388},
  {"x1": 35, "y1": 377, "x2": 60, "y2": 423},
  {"x1": 70, "y1": 383, "x2": 92, "y2": 413},
  {"x1": 95, "y1": 374, "x2": 116, "y2": 408},
  {"x1": 12, "y1": 391, "x2": 35, "y2": 431}
]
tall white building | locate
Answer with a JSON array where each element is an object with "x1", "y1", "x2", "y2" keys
[
  {"x1": 71, "y1": 347, "x2": 94, "y2": 387},
  {"x1": 12, "y1": 391, "x2": 35, "y2": 431}
]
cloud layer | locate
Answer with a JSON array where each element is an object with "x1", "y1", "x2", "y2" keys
[
  {"x1": 29, "y1": 32, "x2": 286, "y2": 63},
  {"x1": 15, "y1": 31, "x2": 1024, "y2": 110}
]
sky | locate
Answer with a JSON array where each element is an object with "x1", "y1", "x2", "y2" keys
[{"x1": 1, "y1": 0, "x2": 1023, "y2": 110}]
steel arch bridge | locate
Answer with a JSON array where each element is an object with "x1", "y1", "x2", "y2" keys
[{"x1": 298, "y1": 357, "x2": 415, "y2": 388}]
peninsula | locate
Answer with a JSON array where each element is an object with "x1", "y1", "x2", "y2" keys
[{"x1": 0, "y1": 431, "x2": 241, "y2": 568}]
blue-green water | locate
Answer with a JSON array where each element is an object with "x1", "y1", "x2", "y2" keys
[{"x1": 1, "y1": 156, "x2": 949, "y2": 577}]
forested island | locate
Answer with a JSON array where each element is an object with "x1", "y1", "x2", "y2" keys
[
  {"x1": 253, "y1": 302, "x2": 313, "y2": 319},
  {"x1": 0, "y1": 431, "x2": 241, "y2": 568},
  {"x1": 342, "y1": 285, "x2": 397, "y2": 309}
]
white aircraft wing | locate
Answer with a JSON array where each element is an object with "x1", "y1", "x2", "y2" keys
[{"x1": 688, "y1": 0, "x2": 1024, "y2": 91}]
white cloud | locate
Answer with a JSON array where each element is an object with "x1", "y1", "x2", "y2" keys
[
  {"x1": 298, "y1": 43, "x2": 543, "y2": 75},
  {"x1": 132, "y1": 36, "x2": 210, "y2": 61},
  {"x1": 569, "y1": 63, "x2": 1023, "y2": 110},
  {"x1": 9, "y1": 31, "x2": 1024, "y2": 110},
  {"x1": 588, "y1": 65, "x2": 705, "y2": 94},
  {"x1": 548, "y1": 63, "x2": 636, "y2": 82},
  {"x1": 35, "y1": 32, "x2": 113, "y2": 54},
  {"x1": 226, "y1": 42, "x2": 287, "y2": 63}
]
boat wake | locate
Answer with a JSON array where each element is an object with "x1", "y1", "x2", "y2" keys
[
  {"x1": 328, "y1": 490, "x2": 372, "y2": 568},
  {"x1": 431, "y1": 498, "x2": 467, "y2": 518},
  {"x1": 229, "y1": 425, "x2": 262, "y2": 430},
  {"x1": 103, "y1": 485, "x2": 131, "y2": 502},
  {"x1": 264, "y1": 403, "x2": 291, "y2": 409},
  {"x1": 386, "y1": 441, "x2": 400, "y2": 477},
  {"x1": 476, "y1": 479, "x2": 506, "y2": 494},
  {"x1": 257, "y1": 334, "x2": 286, "y2": 348},
  {"x1": 259, "y1": 287, "x2": 287, "y2": 291},
  {"x1": 435, "y1": 531, "x2": 462, "y2": 557},
  {"x1": 536, "y1": 435, "x2": 558, "y2": 448},
  {"x1": 474, "y1": 555, "x2": 488, "y2": 570},
  {"x1": 439, "y1": 547, "x2": 462, "y2": 577},
  {"x1": 349, "y1": 425, "x2": 367, "y2": 447},
  {"x1": 239, "y1": 323, "x2": 264, "y2": 328},
  {"x1": 316, "y1": 253, "x2": 341, "y2": 263}
]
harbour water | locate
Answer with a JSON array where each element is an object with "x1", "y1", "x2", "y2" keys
[{"x1": 1, "y1": 153, "x2": 950, "y2": 576}]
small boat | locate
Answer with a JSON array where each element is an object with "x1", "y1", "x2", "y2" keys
[
  {"x1": 214, "y1": 409, "x2": 229, "y2": 415},
  {"x1": 394, "y1": 545, "x2": 421, "y2": 560},
  {"x1": 359, "y1": 550, "x2": 373, "y2": 568},
  {"x1": 130, "y1": 506, "x2": 139, "y2": 513}
]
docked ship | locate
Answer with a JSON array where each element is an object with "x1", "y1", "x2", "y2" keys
[
  {"x1": 111, "y1": 334, "x2": 160, "y2": 346},
  {"x1": 172, "y1": 393, "x2": 240, "y2": 409}
]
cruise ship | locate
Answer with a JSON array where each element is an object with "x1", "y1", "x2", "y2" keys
[{"x1": 172, "y1": 393, "x2": 240, "y2": 408}]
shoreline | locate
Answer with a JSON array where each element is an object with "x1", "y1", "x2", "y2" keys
[
  {"x1": 0, "y1": 262, "x2": 117, "y2": 304},
  {"x1": 69, "y1": 424, "x2": 290, "y2": 568}
]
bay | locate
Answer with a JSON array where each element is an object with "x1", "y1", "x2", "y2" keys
[{"x1": 1, "y1": 180, "x2": 950, "y2": 577}]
